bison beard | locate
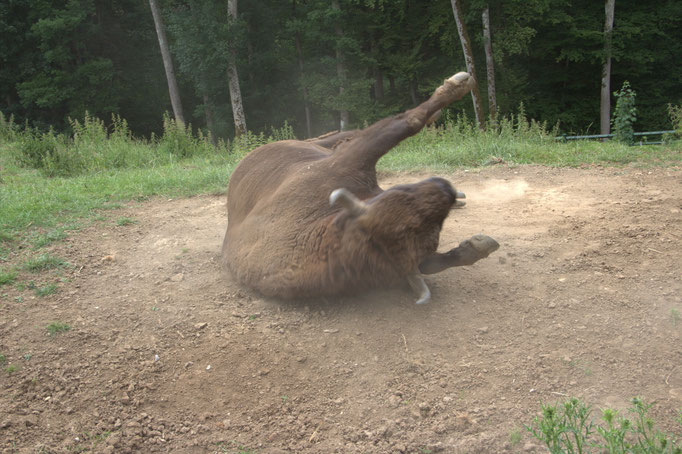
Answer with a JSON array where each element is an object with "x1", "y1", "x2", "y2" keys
[{"x1": 222, "y1": 72, "x2": 499, "y2": 304}]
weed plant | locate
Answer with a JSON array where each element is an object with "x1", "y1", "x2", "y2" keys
[{"x1": 526, "y1": 397, "x2": 681, "y2": 453}]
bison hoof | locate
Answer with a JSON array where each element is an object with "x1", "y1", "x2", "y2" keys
[
  {"x1": 444, "y1": 72, "x2": 472, "y2": 90},
  {"x1": 468, "y1": 234, "x2": 500, "y2": 257}
]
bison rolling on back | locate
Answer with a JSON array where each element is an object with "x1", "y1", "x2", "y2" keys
[{"x1": 222, "y1": 72, "x2": 499, "y2": 304}]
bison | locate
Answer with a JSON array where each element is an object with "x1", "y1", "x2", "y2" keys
[{"x1": 222, "y1": 72, "x2": 499, "y2": 304}]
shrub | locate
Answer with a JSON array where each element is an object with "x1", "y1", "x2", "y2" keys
[
  {"x1": 612, "y1": 81, "x2": 637, "y2": 145},
  {"x1": 668, "y1": 104, "x2": 682, "y2": 140}
]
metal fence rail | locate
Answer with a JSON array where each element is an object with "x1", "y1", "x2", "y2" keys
[{"x1": 556, "y1": 130, "x2": 676, "y2": 145}]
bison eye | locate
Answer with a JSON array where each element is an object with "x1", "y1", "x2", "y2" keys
[{"x1": 329, "y1": 188, "x2": 368, "y2": 217}]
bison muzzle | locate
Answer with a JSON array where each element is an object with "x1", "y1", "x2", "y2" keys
[{"x1": 222, "y1": 72, "x2": 499, "y2": 304}]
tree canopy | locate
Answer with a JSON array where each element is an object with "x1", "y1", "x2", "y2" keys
[{"x1": 1, "y1": 0, "x2": 680, "y2": 138}]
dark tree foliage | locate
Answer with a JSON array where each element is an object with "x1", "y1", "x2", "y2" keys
[{"x1": 1, "y1": 0, "x2": 680, "y2": 138}]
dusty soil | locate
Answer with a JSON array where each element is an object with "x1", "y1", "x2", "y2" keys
[{"x1": 1, "y1": 165, "x2": 681, "y2": 453}]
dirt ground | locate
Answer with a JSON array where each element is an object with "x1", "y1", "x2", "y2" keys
[{"x1": 1, "y1": 165, "x2": 681, "y2": 453}]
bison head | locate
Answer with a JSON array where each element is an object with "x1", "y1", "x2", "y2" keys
[{"x1": 327, "y1": 177, "x2": 466, "y2": 301}]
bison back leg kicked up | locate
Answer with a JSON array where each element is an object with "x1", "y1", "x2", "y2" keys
[{"x1": 222, "y1": 72, "x2": 499, "y2": 304}]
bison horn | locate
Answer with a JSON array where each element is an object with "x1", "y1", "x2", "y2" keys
[
  {"x1": 407, "y1": 274, "x2": 431, "y2": 305},
  {"x1": 454, "y1": 191, "x2": 466, "y2": 208},
  {"x1": 329, "y1": 188, "x2": 368, "y2": 217}
]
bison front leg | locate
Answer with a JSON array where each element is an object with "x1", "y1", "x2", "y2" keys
[
  {"x1": 330, "y1": 72, "x2": 475, "y2": 170},
  {"x1": 418, "y1": 234, "x2": 500, "y2": 275}
]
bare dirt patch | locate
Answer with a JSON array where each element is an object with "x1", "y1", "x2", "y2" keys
[{"x1": 1, "y1": 165, "x2": 681, "y2": 453}]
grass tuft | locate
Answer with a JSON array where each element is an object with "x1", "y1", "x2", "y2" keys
[
  {"x1": 115, "y1": 217, "x2": 137, "y2": 226},
  {"x1": 46, "y1": 321, "x2": 71, "y2": 336},
  {"x1": 35, "y1": 283, "x2": 58, "y2": 297},
  {"x1": 0, "y1": 269, "x2": 17, "y2": 286},
  {"x1": 23, "y1": 254, "x2": 67, "y2": 272}
]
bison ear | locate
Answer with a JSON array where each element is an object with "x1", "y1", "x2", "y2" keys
[{"x1": 329, "y1": 188, "x2": 368, "y2": 217}]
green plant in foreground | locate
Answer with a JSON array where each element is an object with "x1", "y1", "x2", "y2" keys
[
  {"x1": 526, "y1": 397, "x2": 681, "y2": 453},
  {"x1": 5, "y1": 364, "x2": 18, "y2": 374},
  {"x1": 0, "y1": 353, "x2": 6, "y2": 364},
  {"x1": 47, "y1": 321, "x2": 71, "y2": 336},
  {"x1": 526, "y1": 397, "x2": 593, "y2": 453}
]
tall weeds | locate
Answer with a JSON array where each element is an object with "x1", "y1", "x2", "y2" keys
[{"x1": 0, "y1": 112, "x2": 295, "y2": 177}]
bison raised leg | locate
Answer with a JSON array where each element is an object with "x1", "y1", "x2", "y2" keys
[
  {"x1": 329, "y1": 72, "x2": 475, "y2": 170},
  {"x1": 418, "y1": 234, "x2": 500, "y2": 275}
]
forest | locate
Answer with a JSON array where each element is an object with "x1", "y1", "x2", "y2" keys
[{"x1": 1, "y1": 0, "x2": 681, "y2": 140}]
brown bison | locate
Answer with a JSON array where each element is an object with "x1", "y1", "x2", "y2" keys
[{"x1": 222, "y1": 72, "x2": 499, "y2": 304}]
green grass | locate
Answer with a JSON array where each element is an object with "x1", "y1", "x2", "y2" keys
[
  {"x1": 32, "y1": 228, "x2": 69, "y2": 248},
  {"x1": 23, "y1": 253, "x2": 67, "y2": 272},
  {"x1": 672, "y1": 308, "x2": 681, "y2": 326},
  {"x1": 0, "y1": 230, "x2": 14, "y2": 243},
  {"x1": 509, "y1": 427, "x2": 522, "y2": 447},
  {"x1": 35, "y1": 283, "x2": 58, "y2": 297},
  {"x1": 46, "y1": 321, "x2": 71, "y2": 336},
  {"x1": 0, "y1": 353, "x2": 5, "y2": 364},
  {"x1": 0, "y1": 269, "x2": 17, "y2": 286},
  {"x1": 5, "y1": 364, "x2": 18, "y2": 374},
  {"x1": 378, "y1": 122, "x2": 682, "y2": 172},
  {"x1": 115, "y1": 217, "x2": 137, "y2": 226}
]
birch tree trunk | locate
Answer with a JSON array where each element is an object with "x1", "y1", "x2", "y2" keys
[
  {"x1": 482, "y1": 6, "x2": 497, "y2": 123},
  {"x1": 600, "y1": 0, "x2": 616, "y2": 135},
  {"x1": 149, "y1": 0, "x2": 185, "y2": 126},
  {"x1": 227, "y1": 0, "x2": 247, "y2": 136},
  {"x1": 450, "y1": 0, "x2": 484, "y2": 128},
  {"x1": 332, "y1": 0, "x2": 349, "y2": 131}
]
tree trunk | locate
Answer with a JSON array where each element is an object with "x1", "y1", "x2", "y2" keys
[
  {"x1": 370, "y1": 38, "x2": 384, "y2": 100},
  {"x1": 409, "y1": 78, "x2": 419, "y2": 106},
  {"x1": 226, "y1": 0, "x2": 246, "y2": 136},
  {"x1": 482, "y1": 6, "x2": 497, "y2": 123},
  {"x1": 374, "y1": 67, "x2": 384, "y2": 100},
  {"x1": 450, "y1": 0, "x2": 484, "y2": 129},
  {"x1": 149, "y1": 0, "x2": 185, "y2": 126},
  {"x1": 203, "y1": 93, "x2": 218, "y2": 147},
  {"x1": 600, "y1": 0, "x2": 615, "y2": 136},
  {"x1": 332, "y1": 0, "x2": 349, "y2": 130},
  {"x1": 294, "y1": 31, "x2": 313, "y2": 138}
]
